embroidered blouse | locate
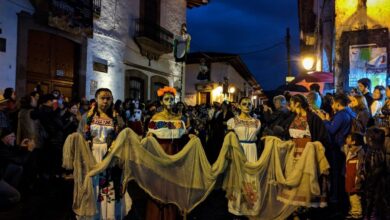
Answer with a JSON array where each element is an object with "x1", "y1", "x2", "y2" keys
[
  {"x1": 289, "y1": 115, "x2": 311, "y2": 139},
  {"x1": 90, "y1": 116, "x2": 115, "y2": 144},
  {"x1": 148, "y1": 120, "x2": 186, "y2": 139}
]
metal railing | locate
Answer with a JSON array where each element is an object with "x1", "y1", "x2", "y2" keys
[{"x1": 135, "y1": 19, "x2": 174, "y2": 49}]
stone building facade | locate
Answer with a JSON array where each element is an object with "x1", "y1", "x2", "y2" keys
[
  {"x1": 0, "y1": 0, "x2": 208, "y2": 101},
  {"x1": 298, "y1": 0, "x2": 390, "y2": 92},
  {"x1": 185, "y1": 52, "x2": 265, "y2": 106}
]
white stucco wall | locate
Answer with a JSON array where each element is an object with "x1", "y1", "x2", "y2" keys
[
  {"x1": 124, "y1": 0, "x2": 186, "y2": 80},
  {"x1": 210, "y1": 62, "x2": 229, "y2": 82},
  {"x1": 85, "y1": 0, "x2": 132, "y2": 100},
  {"x1": 185, "y1": 61, "x2": 254, "y2": 105},
  {"x1": 86, "y1": 34, "x2": 125, "y2": 100},
  {"x1": 0, "y1": 0, "x2": 34, "y2": 91},
  {"x1": 0, "y1": 0, "x2": 188, "y2": 99},
  {"x1": 226, "y1": 65, "x2": 247, "y2": 92},
  {"x1": 185, "y1": 64, "x2": 200, "y2": 94},
  {"x1": 87, "y1": 0, "x2": 187, "y2": 100}
]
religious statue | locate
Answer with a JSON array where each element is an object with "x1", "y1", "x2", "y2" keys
[
  {"x1": 197, "y1": 58, "x2": 210, "y2": 81},
  {"x1": 174, "y1": 23, "x2": 191, "y2": 62}
]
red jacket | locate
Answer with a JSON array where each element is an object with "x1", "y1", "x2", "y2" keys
[{"x1": 344, "y1": 145, "x2": 365, "y2": 193}]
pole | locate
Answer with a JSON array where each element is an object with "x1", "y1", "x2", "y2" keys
[
  {"x1": 286, "y1": 28, "x2": 292, "y2": 77},
  {"x1": 180, "y1": 61, "x2": 184, "y2": 101}
]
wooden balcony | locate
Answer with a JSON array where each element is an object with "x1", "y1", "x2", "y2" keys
[
  {"x1": 134, "y1": 19, "x2": 174, "y2": 60},
  {"x1": 187, "y1": 0, "x2": 209, "y2": 8}
]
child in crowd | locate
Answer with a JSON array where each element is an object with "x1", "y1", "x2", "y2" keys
[
  {"x1": 363, "y1": 127, "x2": 386, "y2": 219},
  {"x1": 343, "y1": 132, "x2": 365, "y2": 219}
]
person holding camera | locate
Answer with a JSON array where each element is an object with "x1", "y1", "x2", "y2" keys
[{"x1": 0, "y1": 128, "x2": 35, "y2": 207}]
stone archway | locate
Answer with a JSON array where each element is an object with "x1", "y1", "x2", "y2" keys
[
  {"x1": 125, "y1": 69, "x2": 148, "y2": 102},
  {"x1": 150, "y1": 75, "x2": 169, "y2": 101}
]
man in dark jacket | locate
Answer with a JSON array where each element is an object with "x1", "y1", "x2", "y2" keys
[
  {"x1": 263, "y1": 95, "x2": 291, "y2": 131},
  {"x1": 358, "y1": 78, "x2": 374, "y2": 108},
  {"x1": 38, "y1": 94, "x2": 64, "y2": 179},
  {"x1": 319, "y1": 93, "x2": 356, "y2": 209},
  {"x1": 0, "y1": 128, "x2": 35, "y2": 206}
]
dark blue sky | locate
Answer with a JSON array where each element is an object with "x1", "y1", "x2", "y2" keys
[{"x1": 187, "y1": 0, "x2": 300, "y2": 90}]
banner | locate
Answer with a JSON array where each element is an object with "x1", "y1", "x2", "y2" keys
[
  {"x1": 349, "y1": 44, "x2": 388, "y2": 90},
  {"x1": 48, "y1": 0, "x2": 93, "y2": 37}
]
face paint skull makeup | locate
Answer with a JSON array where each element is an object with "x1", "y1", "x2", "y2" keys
[
  {"x1": 240, "y1": 98, "x2": 252, "y2": 114},
  {"x1": 162, "y1": 93, "x2": 175, "y2": 110}
]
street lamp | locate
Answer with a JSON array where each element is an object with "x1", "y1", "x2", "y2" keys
[
  {"x1": 228, "y1": 86, "x2": 235, "y2": 102},
  {"x1": 252, "y1": 95, "x2": 257, "y2": 108},
  {"x1": 302, "y1": 56, "x2": 315, "y2": 71},
  {"x1": 212, "y1": 86, "x2": 224, "y2": 103},
  {"x1": 216, "y1": 86, "x2": 223, "y2": 94}
]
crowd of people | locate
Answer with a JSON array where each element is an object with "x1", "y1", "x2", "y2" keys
[{"x1": 0, "y1": 76, "x2": 389, "y2": 220}]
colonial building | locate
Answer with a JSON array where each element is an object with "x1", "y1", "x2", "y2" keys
[
  {"x1": 298, "y1": 0, "x2": 390, "y2": 92},
  {"x1": 185, "y1": 52, "x2": 265, "y2": 106},
  {"x1": 0, "y1": 0, "x2": 208, "y2": 101}
]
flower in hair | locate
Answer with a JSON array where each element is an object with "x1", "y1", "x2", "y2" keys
[{"x1": 157, "y1": 86, "x2": 177, "y2": 97}]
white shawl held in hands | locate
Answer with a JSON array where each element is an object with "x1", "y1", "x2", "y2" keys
[{"x1": 63, "y1": 128, "x2": 329, "y2": 219}]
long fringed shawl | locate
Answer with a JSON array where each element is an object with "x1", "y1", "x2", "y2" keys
[
  {"x1": 63, "y1": 128, "x2": 329, "y2": 219},
  {"x1": 62, "y1": 132, "x2": 97, "y2": 216}
]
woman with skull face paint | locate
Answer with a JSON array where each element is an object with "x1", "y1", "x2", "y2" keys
[
  {"x1": 226, "y1": 97, "x2": 262, "y2": 216},
  {"x1": 145, "y1": 86, "x2": 188, "y2": 220},
  {"x1": 124, "y1": 99, "x2": 144, "y2": 136},
  {"x1": 75, "y1": 88, "x2": 128, "y2": 220}
]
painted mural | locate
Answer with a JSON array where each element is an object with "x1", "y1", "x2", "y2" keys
[{"x1": 349, "y1": 44, "x2": 387, "y2": 89}]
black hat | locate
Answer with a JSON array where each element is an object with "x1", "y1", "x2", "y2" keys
[
  {"x1": 0, "y1": 128, "x2": 14, "y2": 139},
  {"x1": 3, "y1": 88, "x2": 14, "y2": 100}
]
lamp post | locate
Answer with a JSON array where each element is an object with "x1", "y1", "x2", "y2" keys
[
  {"x1": 252, "y1": 95, "x2": 257, "y2": 108},
  {"x1": 229, "y1": 86, "x2": 235, "y2": 102}
]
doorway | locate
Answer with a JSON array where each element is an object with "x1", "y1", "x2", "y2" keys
[
  {"x1": 199, "y1": 92, "x2": 210, "y2": 105},
  {"x1": 26, "y1": 30, "x2": 80, "y2": 98}
]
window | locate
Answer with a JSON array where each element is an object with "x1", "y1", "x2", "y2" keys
[
  {"x1": 140, "y1": 0, "x2": 160, "y2": 24},
  {"x1": 0, "y1": 38, "x2": 6, "y2": 52},
  {"x1": 152, "y1": 82, "x2": 166, "y2": 101},
  {"x1": 128, "y1": 77, "x2": 144, "y2": 101}
]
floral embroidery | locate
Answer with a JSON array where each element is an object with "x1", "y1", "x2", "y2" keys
[
  {"x1": 148, "y1": 121, "x2": 184, "y2": 130},
  {"x1": 97, "y1": 172, "x2": 116, "y2": 203},
  {"x1": 92, "y1": 117, "x2": 114, "y2": 126},
  {"x1": 234, "y1": 117, "x2": 260, "y2": 128},
  {"x1": 84, "y1": 106, "x2": 119, "y2": 144},
  {"x1": 289, "y1": 115, "x2": 308, "y2": 131},
  {"x1": 242, "y1": 181, "x2": 258, "y2": 209}
]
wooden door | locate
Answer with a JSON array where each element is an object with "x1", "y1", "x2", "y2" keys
[
  {"x1": 26, "y1": 30, "x2": 77, "y2": 98},
  {"x1": 199, "y1": 92, "x2": 210, "y2": 105}
]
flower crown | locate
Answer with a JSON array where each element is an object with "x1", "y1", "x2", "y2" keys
[{"x1": 157, "y1": 86, "x2": 177, "y2": 97}]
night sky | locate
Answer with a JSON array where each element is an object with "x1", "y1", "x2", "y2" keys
[{"x1": 187, "y1": 0, "x2": 300, "y2": 90}]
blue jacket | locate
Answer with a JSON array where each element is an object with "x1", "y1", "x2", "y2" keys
[{"x1": 324, "y1": 107, "x2": 356, "y2": 148}]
